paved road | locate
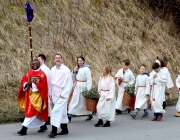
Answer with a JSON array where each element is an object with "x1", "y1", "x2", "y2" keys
[{"x1": 0, "y1": 106, "x2": 180, "y2": 140}]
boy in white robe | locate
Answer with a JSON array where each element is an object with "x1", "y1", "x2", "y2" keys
[
  {"x1": 115, "y1": 59, "x2": 135, "y2": 114},
  {"x1": 130, "y1": 64, "x2": 150, "y2": 119},
  {"x1": 38, "y1": 54, "x2": 51, "y2": 129},
  {"x1": 95, "y1": 66, "x2": 116, "y2": 127},
  {"x1": 157, "y1": 58, "x2": 174, "y2": 109},
  {"x1": 150, "y1": 62, "x2": 167, "y2": 121},
  {"x1": 48, "y1": 54, "x2": 73, "y2": 138},
  {"x1": 68, "y1": 56, "x2": 93, "y2": 122},
  {"x1": 175, "y1": 75, "x2": 180, "y2": 117}
]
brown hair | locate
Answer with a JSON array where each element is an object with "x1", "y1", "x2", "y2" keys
[
  {"x1": 152, "y1": 62, "x2": 160, "y2": 69},
  {"x1": 123, "y1": 59, "x2": 130, "y2": 66},
  {"x1": 77, "y1": 56, "x2": 85, "y2": 67},
  {"x1": 140, "y1": 64, "x2": 146, "y2": 68}
]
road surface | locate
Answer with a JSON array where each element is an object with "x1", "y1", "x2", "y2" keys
[{"x1": 0, "y1": 106, "x2": 179, "y2": 140}]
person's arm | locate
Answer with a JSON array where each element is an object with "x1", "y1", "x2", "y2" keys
[
  {"x1": 157, "y1": 72, "x2": 168, "y2": 84},
  {"x1": 98, "y1": 78, "x2": 101, "y2": 93},
  {"x1": 71, "y1": 66, "x2": 78, "y2": 81},
  {"x1": 149, "y1": 71, "x2": 155, "y2": 85},
  {"x1": 115, "y1": 70, "x2": 122, "y2": 86},
  {"x1": 60, "y1": 72, "x2": 73, "y2": 99},
  {"x1": 176, "y1": 75, "x2": 180, "y2": 90},
  {"x1": 85, "y1": 68, "x2": 92, "y2": 90},
  {"x1": 106, "y1": 77, "x2": 115, "y2": 100},
  {"x1": 128, "y1": 72, "x2": 135, "y2": 85},
  {"x1": 134, "y1": 76, "x2": 138, "y2": 95},
  {"x1": 145, "y1": 76, "x2": 150, "y2": 96}
]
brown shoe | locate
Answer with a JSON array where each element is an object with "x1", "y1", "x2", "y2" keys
[
  {"x1": 157, "y1": 116, "x2": 163, "y2": 121},
  {"x1": 151, "y1": 118, "x2": 157, "y2": 121},
  {"x1": 175, "y1": 112, "x2": 180, "y2": 117}
]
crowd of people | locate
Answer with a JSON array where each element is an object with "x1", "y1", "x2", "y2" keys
[{"x1": 16, "y1": 54, "x2": 180, "y2": 138}]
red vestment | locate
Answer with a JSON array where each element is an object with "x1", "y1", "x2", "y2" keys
[{"x1": 18, "y1": 69, "x2": 48, "y2": 121}]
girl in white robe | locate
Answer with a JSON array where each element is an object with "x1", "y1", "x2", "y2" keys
[
  {"x1": 115, "y1": 59, "x2": 135, "y2": 114},
  {"x1": 130, "y1": 64, "x2": 150, "y2": 119},
  {"x1": 150, "y1": 62, "x2": 167, "y2": 121},
  {"x1": 95, "y1": 65, "x2": 116, "y2": 127},
  {"x1": 68, "y1": 56, "x2": 93, "y2": 121},
  {"x1": 175, "y1": 75, "x2": 180, "y2": 117}
]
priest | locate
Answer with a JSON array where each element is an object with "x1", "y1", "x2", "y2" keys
[{"x1": 17, "y1": 59, "x2": 48, "y2": 135}]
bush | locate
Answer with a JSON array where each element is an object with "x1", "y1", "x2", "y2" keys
[
  {"x1": 82, "y1": 87, "x2": 99, "y2": 100},
  {"x1": 124, "y1": 84, "x2": 135, "y2": 97}
]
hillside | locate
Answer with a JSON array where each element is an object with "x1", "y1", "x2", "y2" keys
[{"x1": 0, "y1": 0, "x2": 180, "y2": 122}]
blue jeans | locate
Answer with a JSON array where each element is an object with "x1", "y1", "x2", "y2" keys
[
  {"x1": 154, "y1": 113, "x2": 163, "y2": 118},
  {"x1": 132, "y1": 108, "x2": 149, "y2": 116}
]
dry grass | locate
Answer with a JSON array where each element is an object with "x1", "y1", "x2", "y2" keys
[{"x1": 0, "y1": 0, "x2": 180, "y2": 122}]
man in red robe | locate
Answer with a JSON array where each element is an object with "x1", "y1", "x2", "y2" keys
[{"x1": 17, "y1": 59, "x2": 48, "y2": 135}]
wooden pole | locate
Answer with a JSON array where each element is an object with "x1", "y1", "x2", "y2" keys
[{"x1": 29, "y1": 22, "x2": 33, "y2": 61}]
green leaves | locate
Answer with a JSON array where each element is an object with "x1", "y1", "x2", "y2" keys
[
  {"x1": 82, "y1": 87, "x2": 99, "y2": 100},
  {"x1": 124, "y1": 84, "x2": 135, "y2": 96}
]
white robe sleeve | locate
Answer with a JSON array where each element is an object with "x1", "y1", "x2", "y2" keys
[
  {"x1": 23, "y1": 82, "x2": 38, "y2": 92},
  {"x1": 98, "y1": 78, "x2": 101, "y2": 93},
  {"x1": 61, "y1": 73, "x2": 73, "y2": 99},
  {"x1": 44, "y1": 68, "x2": 50, "y2": 81},
  {"x1": 85, "y1": 68, "x2": 92, "y2": 90},
  {"x1": 166, "y1": 69, "x2": 174, "y2": 88},
  {"x1": 31, "y1": 83, "x2": 39, "y2": 92},
  {"x1": 115, "y1": 71, "x2": 120, "y2": 85},
  {"x1": 149, "y1": 71, "x2": 155, "y2": 85},
  {"x1": 48, "y1": 71, "x2": 52, "y2": 96},
  {"x1": 128, "y1": 71, "x2": 135, "y2": 85},
  {"x1": 176, "y1": 75, "x2": 180, "y2": 89},
  {"x1": 134, "y1": 76, "x2": 138, "y2": 95},
  {"x1": 157, "y1": 72, "x2": 168, "y2": 84},
  {"x1": 145, "y1": 76, "x2": 150, "y2": 95},
  {"x1": 115, "y1": 69, "x2": 123, "y2": 86},
  {"x1": 107, "y1": 77, "x2": 115, "y2": 99}
]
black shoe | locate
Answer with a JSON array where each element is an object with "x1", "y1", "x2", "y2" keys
[
  {"x1": 94, "y1": 119, "x2": 103, "y2": 127},
  {"x1": 68, "y1": 116, "x2": 71, "y2": 122},
  {"x1": 115, "y1": 109, "x2": 122, "y2": 115},
  {"x1": 57, "y1": 130, "x2": 69, "y2": 135},
  {"x1": 85, "y1": 115, "x2": 93, "y2": 121},
  {"x1": 103, "y1": 121, "x2": 110, "y2": 127},
  {"x1": 38, "y1": 124, "x2": 47, "y2": 133},
  {"x1": 57, "y1": 124, "x2": 69, "y2": 135},
  {"x1": 17, "y1": 126, "x2": 27, "y2": 135},
  {"x1": 128, "y1": 108, "x2": 131, "y2": 113},
  {"x1": 48, "y1": 132, "x2": 57, "y2": 138},
  {"x1": 48, "y1": 125, "x2": 57, "y2": 138}
]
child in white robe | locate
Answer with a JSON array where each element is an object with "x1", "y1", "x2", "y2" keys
[
  {"x1": 157, "y1": 58, "x2": 174, "y2": 109},
  {"x1": 95, "y1": 65, "x2": 116, "y2": 127},
  {"x1": 150, "y1": 62, "x2": 167, "y2": 121},
  {"x1": 130, "y1": 64, "x2": 150, "y2": 119},
  {"x1": 175, "y1": 75, "x2": 180, "y2": 117},
  {"x1": 115, "y1": 59, "x2": 135, "y2": 114}
]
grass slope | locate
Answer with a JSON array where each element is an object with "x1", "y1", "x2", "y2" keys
[{"x1": 0, "y1": 0, "x2": 179, "y2": 122}]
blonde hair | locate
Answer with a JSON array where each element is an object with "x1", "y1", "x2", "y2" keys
[{"x1": 101, "y1": 65, "x2": 113, "y2": 78}]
